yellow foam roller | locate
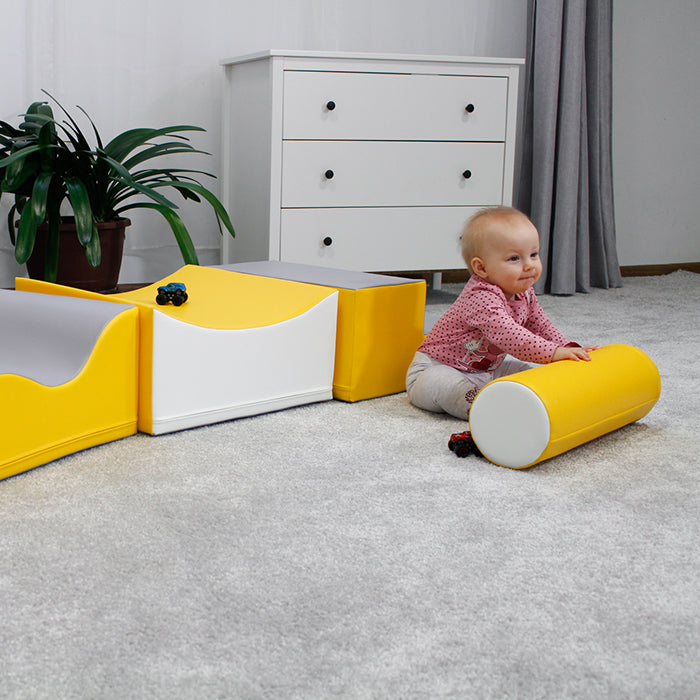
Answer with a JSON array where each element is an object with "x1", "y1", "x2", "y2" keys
[{"x1": 469, "y1": 344, "x2": 661, "y2": 469}]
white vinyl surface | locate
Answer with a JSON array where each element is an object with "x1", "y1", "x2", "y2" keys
[
  {"x1": 469, "y1": 380, "x2": 551, "y2": 469},
  {"x1": 149, "y1": 293, "x2": 338, "y2": 434}
]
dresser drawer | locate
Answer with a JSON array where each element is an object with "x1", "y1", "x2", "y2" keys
[
  {"x1": 279, "y1": 207, "x2": 478, "y2": 271},
  {"x1": 283, "y1": 71, "x2": 508, "y2": 142},
  {"x1": 281, "y1": 141, "x2": 505, "y2": 208}
]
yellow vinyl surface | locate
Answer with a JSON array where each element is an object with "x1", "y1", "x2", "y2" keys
[
  {"x1": 15, "y1": 268, "x2": 425, "y2": 427},
  {"x1": 332, "y1": 282, "x2": 426, "y2": 402},
  {"x1": 18, "y1": 265, "x2": 335, "y2": 329},
  {"x1": 1, "y1": 307, "x2": 139, "y2": 480},
  {"x1": 470, "y1": 344, "x2": 661, "y2": 468},
  {"x1": 17, "y1": 266, "x2": 338, "y2": 435}
]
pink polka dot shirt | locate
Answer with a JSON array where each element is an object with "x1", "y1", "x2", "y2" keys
[{"x1": 419, "y1": 275, "x2": 577, "y2": 373}]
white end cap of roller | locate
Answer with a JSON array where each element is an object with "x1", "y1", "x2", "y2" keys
[{"x1": 469, "y1": 380, "x2": 550, "y2": 468}]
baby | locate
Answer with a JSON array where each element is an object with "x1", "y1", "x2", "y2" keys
[{"x1": 406, "y1": 206, "x2": 599, "y2": 420}]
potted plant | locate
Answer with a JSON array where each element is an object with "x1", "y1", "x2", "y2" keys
[{"x1": 0, "y1": 91, "x2": 234, "y2": 291}]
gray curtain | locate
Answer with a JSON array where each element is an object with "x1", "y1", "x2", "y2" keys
[{"x1": 517, "y1": 0, "x2": 622, "y2": 294}]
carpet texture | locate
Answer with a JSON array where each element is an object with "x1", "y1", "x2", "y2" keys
[{"x1": 1, "y1": 272, "x2": 698, "y2": 699}]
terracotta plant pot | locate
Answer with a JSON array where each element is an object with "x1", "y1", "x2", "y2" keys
[{"x1": 26, "y1": 218, "x2": 131, "y2": 293}]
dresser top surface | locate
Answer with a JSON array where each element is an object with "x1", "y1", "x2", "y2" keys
[{"x1": 220, "y1": 49, "x2": 524, "y2": 68}]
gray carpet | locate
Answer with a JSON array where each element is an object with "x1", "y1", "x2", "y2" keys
[{"x1": 1, "y1": 272, "x2": 698, "y2": 699}]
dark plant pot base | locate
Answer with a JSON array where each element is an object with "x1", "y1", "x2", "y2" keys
[{"x1": 26, "y1": 218, "x2": 131, "y2": 293}]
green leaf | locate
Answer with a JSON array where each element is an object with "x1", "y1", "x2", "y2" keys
[
  {"x1": 166, "y1": 181, "x2": 235, "y2": 237},
  {"x1": 65, "y1": 176, "x2": 94, "y2": 245},
  {"x1": 122, "y1": 167, "x2": 215, "y2": 187},
  {"x1": 0, "y1": 144, "x2": 44, "y2": 170},
  {"x1": 172, "y1": 184, "x2": 201, "y2": 203},
  {"x1": 14, "y1": 207, "x2": 40, "y2": 264},
  {"x1": 104, "y1": 125, "x2": 204, "y2": 163},
  {"x1": 84, "y1": 222, "x2": 101, "y2": 268},
  {"x1": 30, "y1": 171, "x2": 53, "y2": 222},
  {"x1": 109, "y1": 170, "x2": 211, "y2": 207},
  {"x1": 6, "y1": 203, "x2": 18, "y2": 245},
  {"x1": 76, "y1": 104, "x2": 104, "y2": 150},
  {"x1": 121, "y1": 143, "x2": 207, "y2": 171},
  {"x1": 99, "y1": 154, "x2": 180, "y2": 209},
  {"x1": 3, "y1": 155, "x2": 39, "y2": 192},
  {"x1": 122, "y1": 202, "x2": 199, "y2": 264},
  {"x1": 38, "y1": 121, "x2": 57, "y2": 164},
  {"x1": 20, "y1": 102, "x2": 54, "y2": 133},
  {"x1": 40, "y1": 90, "x2": 91, "y2": 151},
  {"x1": 0, "y1": 120, "x2": 23, "y2": 137}
]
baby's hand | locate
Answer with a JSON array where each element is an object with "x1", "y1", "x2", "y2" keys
[{"x1": 552, "y1": 345, "x2": 601, "y2": 362}]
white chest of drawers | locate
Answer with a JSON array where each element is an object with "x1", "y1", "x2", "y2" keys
[{"x1": 220, "y1": 50, "x2": 523, "y2": 274}]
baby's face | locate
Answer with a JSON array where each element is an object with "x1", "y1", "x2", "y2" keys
[{"x1": 473, "y1": 217, "x2": 542, "y2": 298}]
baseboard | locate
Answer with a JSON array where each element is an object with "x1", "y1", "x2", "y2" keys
[
  {"x1": 619, "y1": 262, "x2": 700, "y2": 277},
  {"x1": 385, "y1": 262, "x2": 699, "y2": 284}
]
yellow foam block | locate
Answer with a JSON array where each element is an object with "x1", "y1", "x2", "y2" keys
[
  {"x1": 17, "y1": 265, "x2": 333, "y2": 328},
  {"x1": 1, "y1": 298, "x2": 138, "y2": 481},
  {"x1": 214, "y1": 262, "x2": 426, "y2": 402},
  {"x1": 468, "y1": 344, "x2": 661, "y2": 469},
  {"x1": 332, "y1": 283, "x2": 426, "y2": 402},
  {"x1": 18, "y1": 266, "x2": 339, "y2": 434}
]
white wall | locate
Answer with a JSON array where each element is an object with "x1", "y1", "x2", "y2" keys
[
  {"x1": 612, "y1": 0, "x2": 700, "y2": 266},
  {"x1": 0, "y1": 0, "x2": 526, "y2": 287},
  {"x1": 9, "y1": 1, "x2": 695, "y2": 287}
]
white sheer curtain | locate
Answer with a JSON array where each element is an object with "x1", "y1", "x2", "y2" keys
[{"x1": 517, "y1": 0, "x2": 622, "y2": 294}]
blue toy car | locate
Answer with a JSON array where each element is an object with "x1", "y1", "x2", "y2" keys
[{"x1": 156, "y1": 282, "x2": 188, "y2": 306}]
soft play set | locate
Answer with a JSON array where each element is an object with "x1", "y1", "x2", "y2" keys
[
  {"x1": 466, "y1": 343, "x2": 661, "y2": 469},
  {"x1": 2, "y1": 263, "x2": 660, "y2": 480},
  {"x1": 212, "y1": 261, "x2": 427, "y2": 402},
  {"x1": 0, "y1": 289, "x2": 139, "y2": 480},
  {"x1": 15, "y1": 265, "x2": 343, "y2": 436}
]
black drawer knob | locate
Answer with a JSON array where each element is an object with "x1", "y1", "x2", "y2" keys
[
  {"x1": 465, "y1": 103, "x2": 475, "y2": 113},
  {"x1": 326, "y1": 101, "x2": 336, "y2": 111},
  {"x1": 462, "y1": 170, "x2": 472, "y2": 179},
  {"x1": 324, "y1": 169, "x2": 334, "y2": 179},
  {"x1": 323, "y1": 236, "x2": 333, "y2": 247}
]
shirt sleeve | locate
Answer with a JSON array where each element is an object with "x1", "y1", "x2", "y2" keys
[
  {"x1": 523, "y1": 291, "x2": 578, "y2": 348},
  {"x1": 465, "y1": 288, "x2": 571, "y2": 364}
]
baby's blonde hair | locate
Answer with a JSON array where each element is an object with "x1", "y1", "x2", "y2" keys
[{"x1": 461, "y1": 206, "x2": 533, "y2": 274}]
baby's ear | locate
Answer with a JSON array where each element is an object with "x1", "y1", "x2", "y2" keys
[{"x1": 471, "y1": 257, "x2": 488, "y2": 279}]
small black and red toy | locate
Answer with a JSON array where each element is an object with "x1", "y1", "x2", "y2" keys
[{"x1": 448, "y1": 430, "x2": 483, "y2": 458}]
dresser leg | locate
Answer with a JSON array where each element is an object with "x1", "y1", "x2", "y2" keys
[{"x1": 431, "y1": 272, "x2": 443, "y2": 290}]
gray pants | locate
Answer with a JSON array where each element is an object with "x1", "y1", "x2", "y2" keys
[{"x1": 405, "y1": 351, "x2": 533, "y2": 421}]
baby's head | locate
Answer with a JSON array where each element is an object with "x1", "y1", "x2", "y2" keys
[{"x1": 461, "y1": 206, "x2": 542, "y2": 298}]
